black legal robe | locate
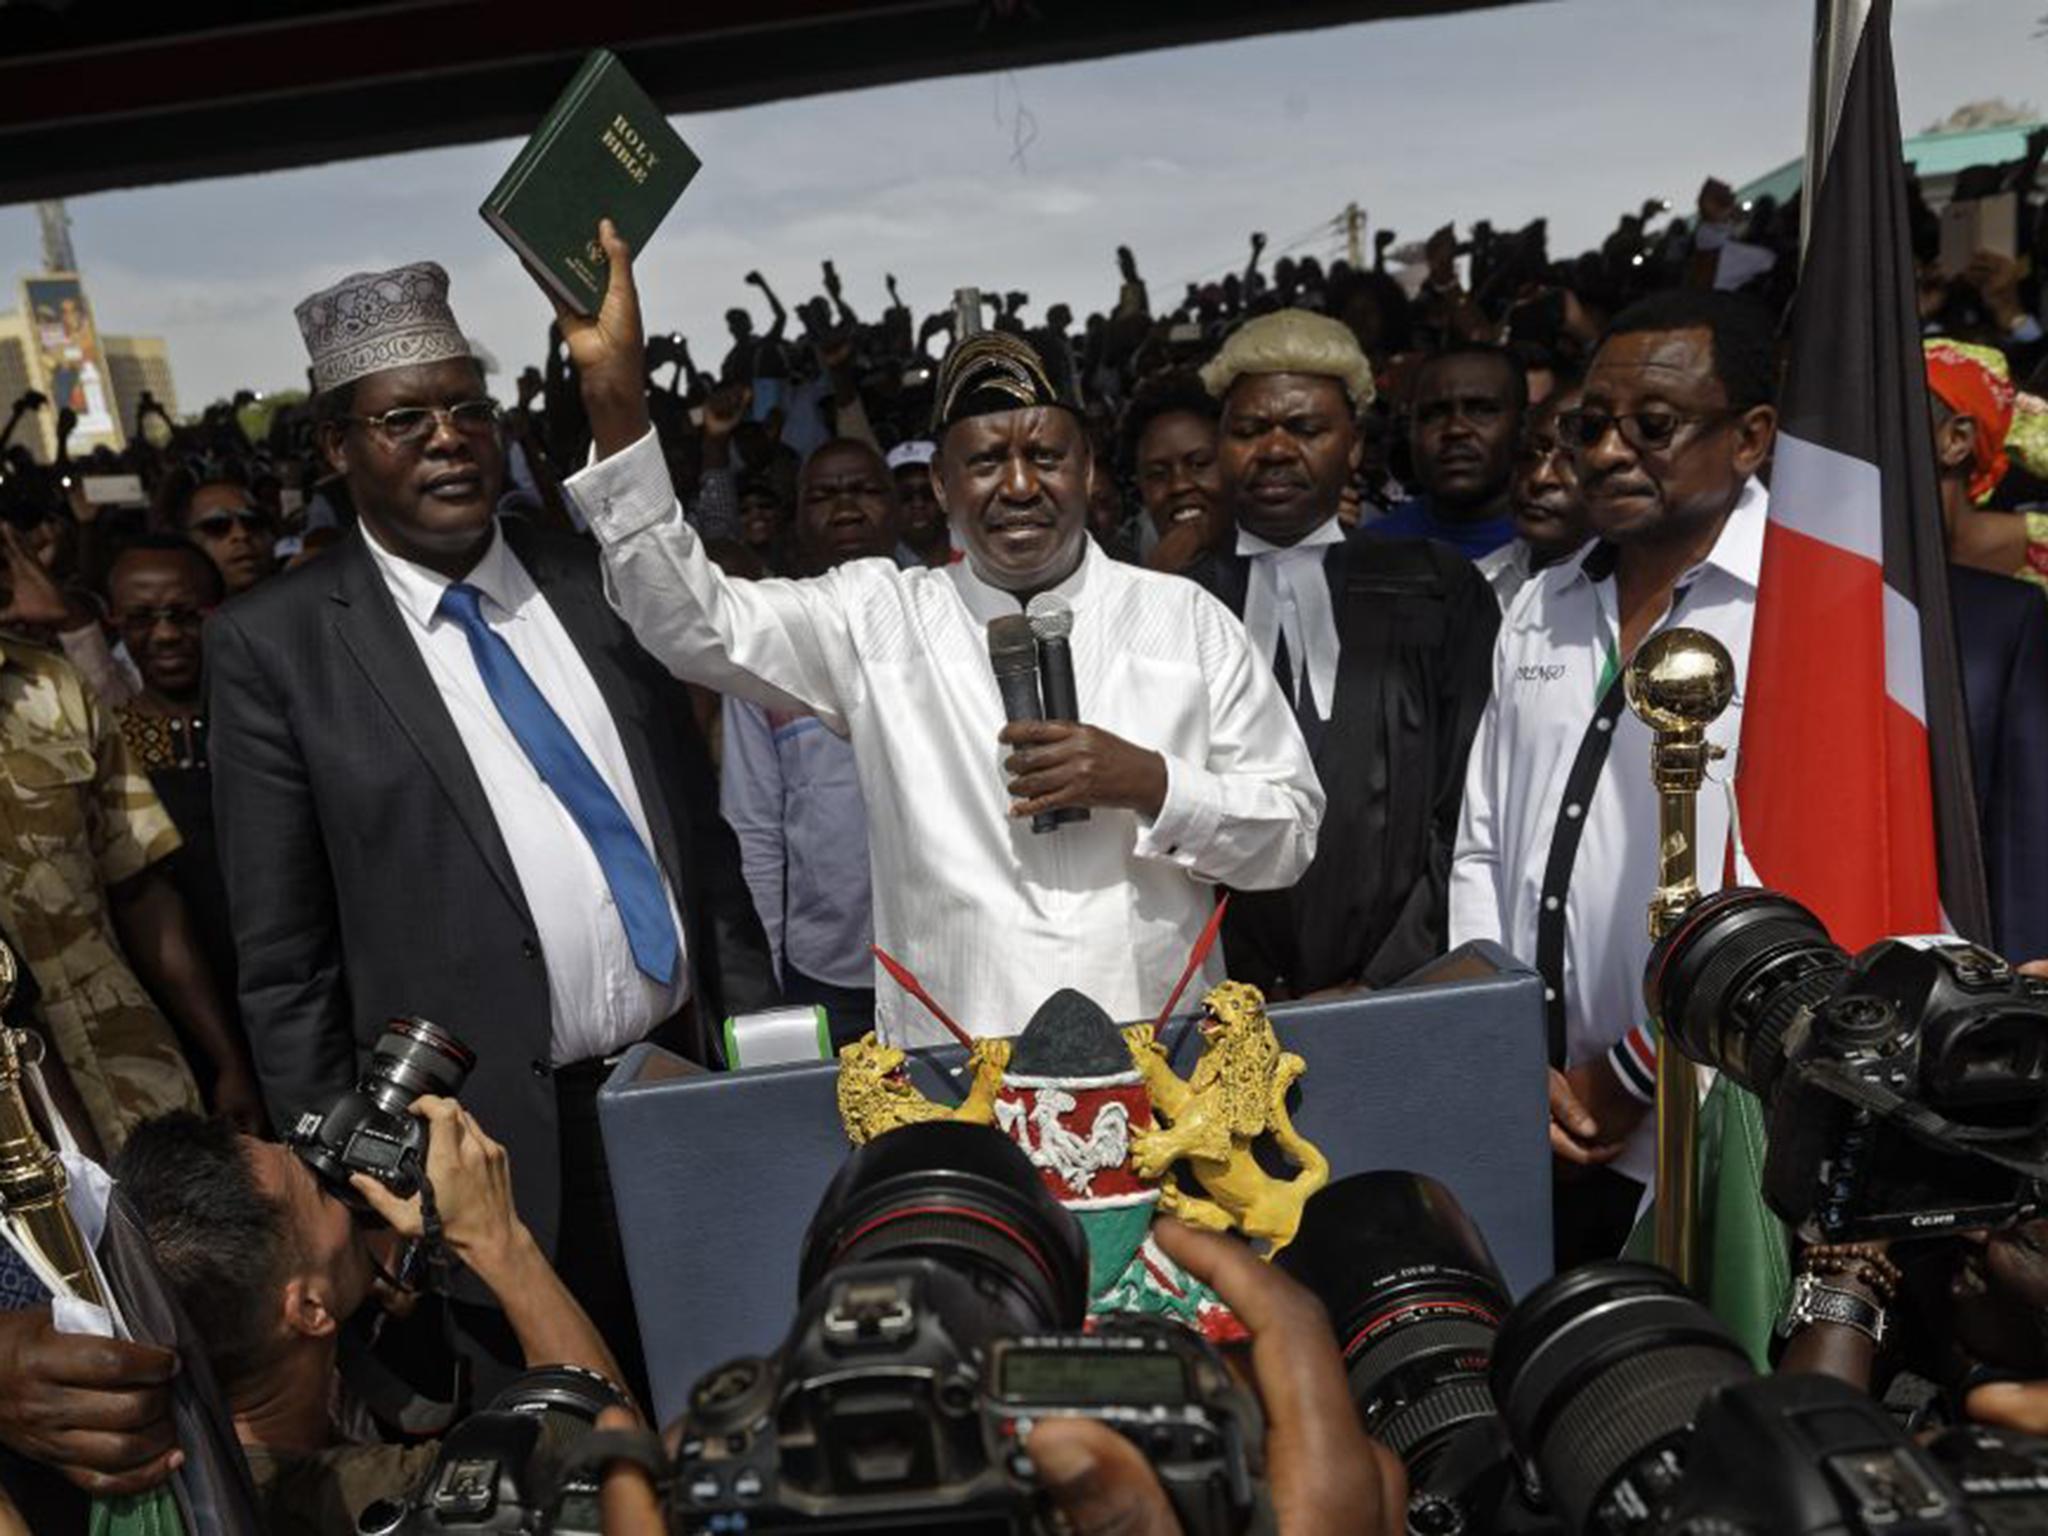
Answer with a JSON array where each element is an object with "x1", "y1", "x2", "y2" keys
[{"x1": 1195, "y1": 530, "x2": 1500, "y2": 995}]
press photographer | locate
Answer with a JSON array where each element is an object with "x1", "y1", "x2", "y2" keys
[{"x1": 113, "y1": 1088, "x2": 626, "y2": 1535}]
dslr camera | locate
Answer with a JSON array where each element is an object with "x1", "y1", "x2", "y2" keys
[
  {"x1": 669, "y1": 1120, "x2": 1269, "y2": 1534},
  {"x1": 287, "y1": 1016, "x2": 475, "y2": 1209},
  {"x1": 358, "y1": 1365, "x2": 631, "y2": 1535},
  {"x1": 1282, "y1": 1172, "x2": 2048, "y2": 1534},
  {"x1": 1647, "y1": 889, "x2": 2048, "y2": 1241}
]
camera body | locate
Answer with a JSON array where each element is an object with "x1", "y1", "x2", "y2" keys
[
  {"x1": 671, "y1": 1259, "x2": 1263, "y2": 1533},
  {"x1": 1648, "y1": 890, "x2": 2048, "y2": 1242},
  {"x1": 1656, "y1": 1373, "x2": 2048, "y2": 1535},
  {"x1": 1765, "y1": 938, "x2": 2048, "y2": 1240},
  {"x1": 357, "y1": 1366, "x2": 628, "y2": 1536},
  {"x1": 663, "y1": 1121, "x2": 1266, "y2": 1534},
  {"x1": 287, "y1": 1017, "x2": 475, "y2": 1210}
]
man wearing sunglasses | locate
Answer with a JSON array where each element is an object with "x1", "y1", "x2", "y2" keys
[
  {"x1": 203, "y1": 261, "x2": 777, "y2": 1399},
  {"x1": 172, "y1": 479, "x2": 277, "y2": 598},
  {"x1": 1450, "y1": 288, "x2": 1777, "y2": 1267}
]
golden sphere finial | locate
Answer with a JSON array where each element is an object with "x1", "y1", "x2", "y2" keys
[{"x1": 1625, "y1": 628, "x2": 1735, "y2": 734}]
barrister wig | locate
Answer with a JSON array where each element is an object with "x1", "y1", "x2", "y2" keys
[
  {"x1": 1199, "y1": 308, "x2": 1378, "y2": 411},
  {"x1": 931, "y1": 330, "x2": 1078, "y2": 436}
]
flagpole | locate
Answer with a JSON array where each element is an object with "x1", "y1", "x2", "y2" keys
[{"x1": 1802, "y1": 0, "x2": 1873, "y2": 254}]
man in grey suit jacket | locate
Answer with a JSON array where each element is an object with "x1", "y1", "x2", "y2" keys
[{"x1": 207, "y1": 263, "x2": 776, "y2": 1394}]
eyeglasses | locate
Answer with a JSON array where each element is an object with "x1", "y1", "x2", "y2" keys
[
  {"x1": 1556, "y1": 407, "x2": 1736, "y2": 454},
  {"x1": 188, "y1": 510, "x2": 273, "y2": 539},
  {"x1": 117, "y1": 605, "x2": 209, "y2": 634},
  {"x1": 345, "y1": 399, "x2": 502, "y2": 448}
]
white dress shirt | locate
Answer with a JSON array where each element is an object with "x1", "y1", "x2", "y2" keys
[
  {"x1": 1237, "y1": 519, "x2": 1347, "y2": 719},
  {"x1": 361, "y1": 520, "x2": 688, "y2": 1064},
  {"x1": 1449, "y1": 479, "x2": 1767, "y2": 1183},
  {"x1": 565, "y1": 429, "x2": 1323, "y2": 1046}
]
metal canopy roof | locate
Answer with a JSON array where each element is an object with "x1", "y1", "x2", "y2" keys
[{"x1": 0, "y1": 0, "x2": 1544, "y2": 206}]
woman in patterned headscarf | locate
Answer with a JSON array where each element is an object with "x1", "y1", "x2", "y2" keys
[{"x1": 1924, "y1": 338, "x2": 2048, "y2": 597}]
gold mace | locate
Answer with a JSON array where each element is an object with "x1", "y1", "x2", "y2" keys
[
  {"x1": 1624, "y1": 628, "x2": 1736, "y2": 1288},
  {"x1": 0, "y1": 941, "x2": 104, "y2": 1306}
]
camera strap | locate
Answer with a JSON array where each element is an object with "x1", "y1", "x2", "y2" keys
[
  {"x1": 1535, "y1": 665, "x2": 1633, "y2": 1067},
  {"x1": 1803, "y1": 1060, "x2": 2048, "y2": 1180},
  {"x1": 416, "y1": 1173, "x2": 453, "y2": 1285}
]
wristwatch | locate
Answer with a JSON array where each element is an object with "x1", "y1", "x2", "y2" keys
[{"x1": 1778, "y1": 1272, "x2": 1888, "y2": 1346}]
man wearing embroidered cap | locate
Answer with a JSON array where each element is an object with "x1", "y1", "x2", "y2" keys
[
  {"x1": 1192, "y1": 309, "x2": 1498, "y2": 998},
  {"x1": 205, "y1": 258, "x2": 776, "y2": 1395},
  {"x1": 545, "y1": 223, "x2": 1322, "y2": 1046}
]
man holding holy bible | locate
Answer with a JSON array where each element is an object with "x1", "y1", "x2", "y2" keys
[{"x1": 544, "y1": 220, "x2": 1323, "y2": 1045}]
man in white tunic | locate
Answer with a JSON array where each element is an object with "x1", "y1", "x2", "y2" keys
[{"x1": 546, "y1": 224, "x2": 1323, "y2": 1045}]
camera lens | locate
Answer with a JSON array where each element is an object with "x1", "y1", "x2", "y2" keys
[
  {"x1": 1277, "y1": 1172, "x2": 1511, "y2": 1479},
  {"x1": 799, "y1": 1121, "x2": 1089, "y2": 1336},
  {"x1": 364, "y1": 1016, "x2": 476, "y2": 1115},
  {"x1": 1491, "y1": 1261, "x2": 1753, "y2": 1534},
  {"x1": 1646, "y1": 888, "x2": 1846, "y2": 1099}
]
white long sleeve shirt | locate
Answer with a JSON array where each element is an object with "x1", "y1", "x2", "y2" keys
[
  {"x1": 565, "y1": 429, "x2": 1323, "y2": 1045},
  {"x1": 1449, "y1": 479, "x2": 1765, "y2": 1184}
]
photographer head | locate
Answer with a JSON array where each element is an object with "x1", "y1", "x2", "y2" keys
[
  {"x1": 117, "y1": 1097, "x2": 623, "y2": 1533},
  {"x1": 114, "y1": 1112, "x2": 377, "y2": 1430},
  {"x1": 301, "y1": 262, "x2": 504, "y2": 583}
]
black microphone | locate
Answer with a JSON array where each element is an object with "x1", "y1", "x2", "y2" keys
[
  {"x1": 987, "y1": 614, "x2": 1061, "y2": 836},
  {"x1": 1026, "y1": 594, "x2": 1089, "y2": 831}
]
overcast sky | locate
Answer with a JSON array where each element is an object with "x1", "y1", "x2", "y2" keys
[{"x1": 4, "y1": 0, "x2": 2042, "y2": 408}]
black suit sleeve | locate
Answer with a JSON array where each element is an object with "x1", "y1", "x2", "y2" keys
[
  {"x1": 205, "y1": 609, "x2": 356, "y2": 1122},
  {"x1": 1358, "y1": 554, "x2": 1502, "y2": 987},
  {"x1": 661, "y1": 676, "x2": 780, "y2": 1046},
  {"x1": 1985, "y1": 590, "x2": 2048, "y2": 964}
]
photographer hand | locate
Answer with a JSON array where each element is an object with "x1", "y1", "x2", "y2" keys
[
  {"x1": 1029, "y1": 1219, "x2": 1407, "y2": 1536},
  {"x1": 0, "y1": 1307, "x2": 182, "y2": 1497},
  {"x1": 350, "y1": 1095, "x2": 525, "y2": 1274}
]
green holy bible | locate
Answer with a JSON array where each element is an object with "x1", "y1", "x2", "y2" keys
[{"x1": 481, "y1": 48, "x2": 702, "y2": 315}]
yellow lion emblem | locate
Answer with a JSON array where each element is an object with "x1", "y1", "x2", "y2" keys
[
  {"x1": 835, "y1": 1033, "x2": 1012, "y2": 1145},
  {"x1": 1123, "y1": 981, "x2": 1328, "y2": 1254}
]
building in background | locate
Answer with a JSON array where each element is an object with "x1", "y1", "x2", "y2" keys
[
  {"x1": 102, "y1": 334, "x2": 176, "y2": 434},
  {"x1": 0, "y1": 281, "x2": 176, "y2": 463}
]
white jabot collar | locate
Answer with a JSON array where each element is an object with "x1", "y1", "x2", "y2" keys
[{"x1": 1236, "y1": 517, "x2": 1345, "y2": 720}]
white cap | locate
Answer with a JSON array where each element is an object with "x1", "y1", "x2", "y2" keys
[{"x1": 885, "y1": 440, "x2": 936, "y2": 471}]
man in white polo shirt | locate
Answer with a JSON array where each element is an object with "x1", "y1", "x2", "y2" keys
[{"x1": 1450, "y1": 288, "x2": 1779, "y2": 1266}]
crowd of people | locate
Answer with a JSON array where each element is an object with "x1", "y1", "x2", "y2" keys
[{"x1": 0, "y1": 123, "x2": 2046, "y2": 1534}]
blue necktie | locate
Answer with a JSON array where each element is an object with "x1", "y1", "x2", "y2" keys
[{"x1": 437, "y1": 583, "x2": 678, "y2": 985}]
